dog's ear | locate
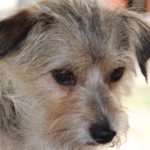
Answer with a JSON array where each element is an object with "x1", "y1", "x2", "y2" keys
[
  {"x1": 0, "y1": 10, "x2": 37, "y2": 57},
  {"x1": 0, "y1": 9, "x2": 39, "y2": 135},
  {"x1": 122, "y1": 12, "x2": 150, "y2": 81},
  {"x1": 0, "y1": 8, "x2": 54, "y2": 57},
  {"x1": 135, "y1": 22, "x2": 150, "y2": 81},
  {"x1": 0, "y1": 8, "x2": 54, "y2": 134}
]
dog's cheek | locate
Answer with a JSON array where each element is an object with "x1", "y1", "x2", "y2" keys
[{"x1": 0, "y1": 95, "x2": 18, "y2": 134}]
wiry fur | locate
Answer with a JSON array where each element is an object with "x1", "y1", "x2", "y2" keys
[{"x1": 0, "y1": 0, "x2": 150, "y2": 150}]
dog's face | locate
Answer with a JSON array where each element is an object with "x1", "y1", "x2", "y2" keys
[{"x1": 0, "y1": 0, "x2": 150, "y2": 150}]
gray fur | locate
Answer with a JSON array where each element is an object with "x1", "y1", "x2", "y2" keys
[{"x1": 0, "y1": 0, "x2": 149, "y2": 150}]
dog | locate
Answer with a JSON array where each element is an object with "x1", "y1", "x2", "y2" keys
[{"x1": 0, "y1": 0, "x2": 150, "y2": 150}]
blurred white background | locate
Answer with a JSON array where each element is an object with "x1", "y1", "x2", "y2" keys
[{"x1": 0, "y1": 0, "x2": 38, "y2": 18}]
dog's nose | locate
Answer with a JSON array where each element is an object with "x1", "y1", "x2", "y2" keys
[{"x1": 89, "y1": 124, "x2": 116, "y2": 144}]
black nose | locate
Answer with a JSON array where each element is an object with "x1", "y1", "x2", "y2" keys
[{"x1": 89, "y1": 124, "x2": 116, "y2": 144}]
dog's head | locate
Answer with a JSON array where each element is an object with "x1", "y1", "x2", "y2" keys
[{"x1": 0, "y1": 0, "x2": 150, "y2": 149}]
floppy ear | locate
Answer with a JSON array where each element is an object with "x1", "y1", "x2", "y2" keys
[
  {"x1": 0, "y1": 8, "x2": 54, "y2": 134},
  {"x1": 123, "y1": 12, "x2": 150, "y2": 81},
  {"x1": 0, "y1": 9, "x2": 37, "y2": 136},
  {"x1": 135, "y1": 23, "x2": 150, "y2": 81},
  {"x1": 0, "y1": 10, "x2": 36, "y2": 134},
  {"x1": 0, "y1": 10, "x2": 38, "y2": 57}
]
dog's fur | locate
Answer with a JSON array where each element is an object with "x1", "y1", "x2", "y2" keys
[{"x1": 0, "y1": 0, "x2": 150, "y2": 150}]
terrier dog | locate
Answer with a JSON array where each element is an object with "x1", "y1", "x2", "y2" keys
[{"x1": 0, "y1": 0, "x2": 150, "y2": 150}]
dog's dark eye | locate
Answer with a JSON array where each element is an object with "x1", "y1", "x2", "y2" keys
[
  {"x1": 52, "y1": 69, "x2": 76, "y2": 86},
  {"x1": 110, "y1": 67, "x2": 125, "y2": 82}
]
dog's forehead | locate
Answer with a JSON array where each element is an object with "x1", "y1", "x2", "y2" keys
[
  {"x1": 42, "y1": 1, "x2": 130, "y2": 64},
  {"x1": 14, "y1": 1, "x2": 131, "y2": 71}
]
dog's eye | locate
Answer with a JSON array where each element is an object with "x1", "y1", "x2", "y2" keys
[
  {"x1": 110, "y1": 67, "x2": 125, "y2": 82},
  {"x1": 52, "y1": 69, "x2": 76, "y2": 86}
]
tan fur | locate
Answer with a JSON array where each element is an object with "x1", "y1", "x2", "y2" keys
[{"x1": 0, "y1": 0, "x2": 150, "y2": 150}]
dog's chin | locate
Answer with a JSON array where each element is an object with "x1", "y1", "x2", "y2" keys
[
  {"x1": 74, "y1": 143, "x2": 99, "y2": 150},
  {"x1": 86, "y1": 141, "x2": 114, "y2": 147},
  {"x1": 74, "y1": 139, "x2": 118, "y2": 150},
  {"x1": 78, "y1": 143, "x2": 115, "y2": 150}
]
